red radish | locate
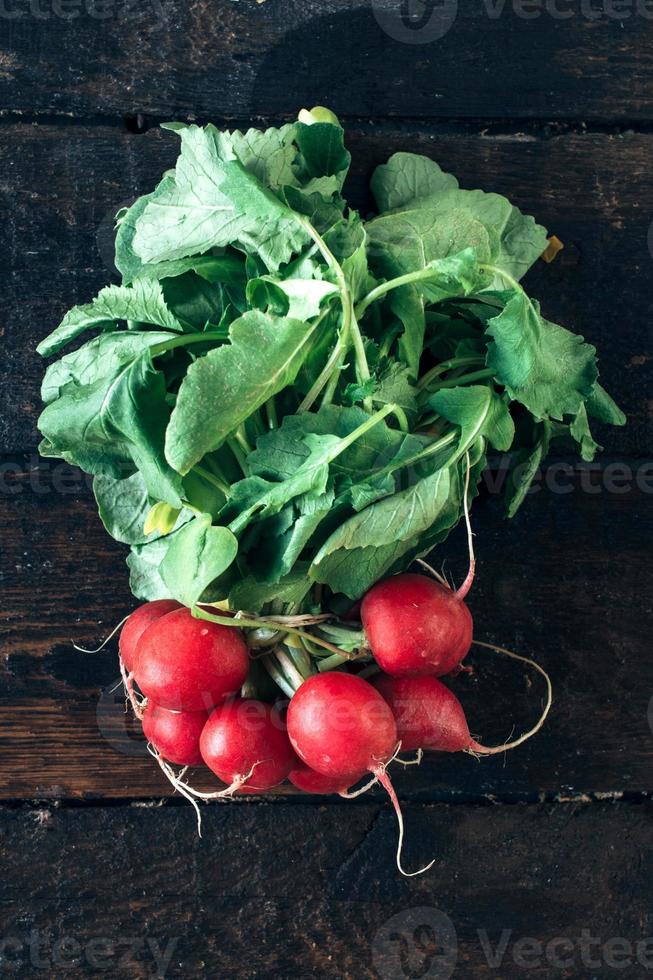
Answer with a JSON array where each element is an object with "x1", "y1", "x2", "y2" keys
[
  {"x1": 288, "y1": 762, "x2": 359, "y2": 795},
  {"x1": 373, "y1": 641, "x2": 554, "y2": 758},
  {"x1": 372, "y1": 674, "x2": 483, "y2": 753},
  {"x1": 134, "y1": 607, "x2": 249, "y2": 712},
  {"x1": 200, "y1": 699, "x2": 295, "y2": 792},
  {"x1": 119, "y1": 599, "x2": 181, "y2": 673},
  {"x1": 287, "y1": 672, "x2": 397, "y2": 782},
  {"x1": 361, "y1": 573, "x2": 473, "y2": 677},
  {"x1": 287, "y1": 672, "x2": 433, "y2": 876},
  {"x1": 142, "y1": 702, "x2": 208, "y2": 766}
]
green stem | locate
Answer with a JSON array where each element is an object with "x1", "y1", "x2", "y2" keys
[
  {"x1": 265, "y1": 396, "x2": 278, "y2": 429},
  {"x1": 192, "y1": 606, "x2": 352, "y2": 658},
  {"x1": 227, "y1": 438, "x2": 247, "y2": 474},
  {"x1": 426, "y1": 368, "x2": 494, "y2": 393},
  {"x1": 479, "y1": 264, "x2": 523, "y2": 294},
  {"x1": 235, "y1": 424, "x2": 253, "y2": 456},
  {"x1": 150, "y1": 330, "x2": 227, "y2": 358},
  {"x1": 317, "y1": 653, "x2": 355, "y2": 672},
  {"x1": 355, "y1": 266, "x2": 437, "y2": 320},
  {"x1": 192, "y1": 464, "x2": 230, "y2": 497},
  {"x1": 418, "y1": 356, "x2": 484, "y2": 391},
  {"x1": 429, "y1": 368, "x2": 494, "y2": 395},
  {"x1": 227, "y1": 404, "x2": 398, "y2": 536},
  {"x1": 371, "y1": 429, "x2": 458, "y2": 481},
  {"x1": 260, "y1": 655, "x2": 296, "y2": 699},
  {"x1": 297, "y1": 216, "x2": 371, "y2": 408}
]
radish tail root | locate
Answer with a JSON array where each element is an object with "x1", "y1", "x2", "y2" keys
[
  {"x1": 119, "y1": 657, "x2": 146, "y2": 721},
  {"x1": 339, "y1": 774, "x2": 379, "y2": 799},
  {"x1": 467, "y1": 640, "x2": 553, "y2": 756},
  {"x1": 148, "y1": 746, "x2": 203, "y2": 834},
  {"x1": 374, "y1": 767, "x2": 435, "y2": 878},
  {"x1": 454, "y1": 450, "x2": 476, "y2": 601},
  {"x1": 72, "y1": 615, "x2": 129, "y2": 653}
]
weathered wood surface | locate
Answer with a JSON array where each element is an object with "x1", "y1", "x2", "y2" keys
[
  {"x1": 1, "y1": 457, "x2": 650, "y2": 800},
  {"x1": 1, "y1": 801, "x2": 652, "y2": 978},
  {"x1": 2, "y1": 0, "x2": 653, "y2": 123},
  {"x1": 2, "y1": 125, "x2": 651, "y2": 455}
]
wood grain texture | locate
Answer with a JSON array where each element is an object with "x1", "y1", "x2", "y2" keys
[
  {"x1": 1, "y1": 459, "x2": 650, "y2": 800},
  {"x1": 2, "y1": 0, "x2": 653, "y2": 122},
  {"x1": 2, "y1": 125, "x2": 651, "y2": 454},
  {"x1": 1, "y1": 801, "x2": 653, "y2": 977}
]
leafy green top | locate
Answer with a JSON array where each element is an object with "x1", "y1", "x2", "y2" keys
[{"x1": 37, "y1": 109, "x2": 625, "y2": 612}]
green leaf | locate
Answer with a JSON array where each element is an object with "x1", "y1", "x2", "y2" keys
[
  {"x1": 586, "y1": 382, "x2": 627, "y2": 426},
  {"x1": 221, "y1": 433, "x2": 341, "y2": 533},
  {"x1": 94, "y1": 471, "x2": 155, "y2": 546},
  {"x1": 246, "y1": 404, "x2": 417, "y2": 485},
  {"x1": 390, "y1": 285, "x2": 425, "y2": 380},
  {"x1": 504, "y1": 418, "x2": 552, "y2": 518},
  {"x1": 37, "y1": 280, "x2": 185, "y2": 357},
  {"x1": 311, "y1": 467, "x2": 460, "y2": 598},
  {"x1": 39, "y1": 352, "x2": 183, "y2": 506},
  {"x1": 41, "y1": 330, "x2": 176, "y2": 404},
  {"x1": 136, "y1": 252, "x2": 247, "y2": 286},
  {"x1": 295, "y1": 121, "x2": 351, "y2": 186},
  {"x1": 225, "y1": 123, "x2": 299, "y2": 191},
  {"x1": 115, "y1": 173, "x2": 176, "y2": 283},
  {"x1": 132, "y1": 125, "x2": 309, "y2": 271},
  {"x1": 160, "y1": 515, "x2": 238, "y2": 606},
  {"x1": 325, "y1": 215, "x2": 374, "y2": 301},
  {"x1": 165, "y1": 310, "x2": 317, "y2": 474},
  {"x1": 428, "y1": 385, "x2": 515, "y2": 454},
  {"x1": 369, "y1": 152, "x2": 548, "y2": 281},
  {"x1": 228, "y1": 564, "x2": 312, "y2": 613},
  {"x1": 127, "y1": 534, "x2": 177, "y2": 601},
  {"x1": 244, "y1": 487, "x2": 336, "y2": 584},
  {"x1": 569, "y1": 404, "x2": 601, "y2": 462},
  {"x1": 371, "y1": 151, "x2": 459, "y2": 212},
  {"x1": 247, "y1": 276, "x2": 338, "y2": 320},
  {"x1": 485, "y1": 291, "x2": 598, "y2": 421}
]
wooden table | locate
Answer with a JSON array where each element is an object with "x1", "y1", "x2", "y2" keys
[{"x1": 1, "y1": 3, "x2": 652, "y2": 977}]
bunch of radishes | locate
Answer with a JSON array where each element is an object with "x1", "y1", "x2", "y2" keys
[{"x1": 116, "y1": 568, "x2": 550, "y2": 875}]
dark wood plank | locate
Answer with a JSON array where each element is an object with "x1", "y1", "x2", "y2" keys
[
  {"x1": 1, "y1": 801, "x2": 652, "y2": 977},
  {"x1": 1, "y1": 458, "x2": 650, "y2": 800},
  {"x1": 2, "y1": 1, "x2": 653, "y2": 121},
  {"x1": 2, "y1": 125, "x2": 651, "y2": 454}
]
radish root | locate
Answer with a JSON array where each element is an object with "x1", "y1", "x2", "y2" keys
[
  {"x1": 466, "y1": 639, "x2": 553, "y2": 756},
  {"x1": 148, "y1": 744, "x2": 262, "y2": 835},
  {"x1": 374, "y1": 765, "x2": 435, "y2": 878},
  {"x1": 119, "y1": 656, "x2": 146, "y2": 721},
  {"x1": 72, "y1": 615, "x2": 129, "y2": 653}
]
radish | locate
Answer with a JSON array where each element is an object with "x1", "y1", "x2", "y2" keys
[
  {"x1": 133, "y1": 607, "x2": 249, "y2": 712},
  {"x1": 372, "y1": 674, "x2": 482, "y2": 753},
  {"x1": 142, "y1": 702, "x2": 208, "y2": 766},
  {"x1": 119, "y1": 599, "x2": 181, "y2": 672},
  {"x1": 200, "y1": 699, "x2": 295, "y2": 792},
  {"x1": 288, "y1": 762, "x2": 359, "y2": 795},
  {"x1": 373, "y1": 641, "x2": 554, "y2": 755},
  {"x1": 361, "y1": 573, "x2": 473, "y2": 677},
  {"x1": 287, "y1": 672, "x2": 434, "y2": 876},
  {"x1": 287, "y1": 673, "x2": 397, "y2": 781}
]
